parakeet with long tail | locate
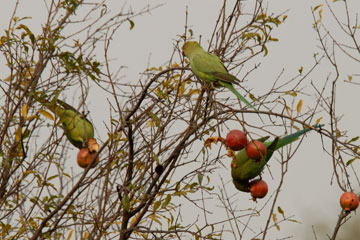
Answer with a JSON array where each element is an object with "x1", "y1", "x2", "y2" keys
[
  {"x1": 232, "y1": 124, "x2": 322, "y2": 192},
  {"x1": 182, "y1": 41, "x2": 257, "y2": 111}
]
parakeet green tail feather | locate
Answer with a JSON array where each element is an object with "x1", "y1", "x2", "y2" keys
[
  {"x1": 219, "y1": 81, "x2": 257, "y2": 111},
  {"x1": 274, "y1": 124, "x2": 323, "y2": 149}
]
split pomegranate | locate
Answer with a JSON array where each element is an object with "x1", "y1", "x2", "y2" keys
[{"x1": 77, "y1": 148, "x2": 99, "y2": 169}]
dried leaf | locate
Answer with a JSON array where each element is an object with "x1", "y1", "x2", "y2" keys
[
  {"x1": 313, "y1": 4, "x2": 323, "y2": 11},
  {"x1": 39, "y1": 109, "x2": 54, "y2": 121},
  {"x1": 278, "y1": 206, "x2": 285, "y2": 218},
  {"x1": 16, "y1": 127, "x2": 22, "y2": 142},
  {"x1": 66, "y1": 230, "x2": 73, "y2": 240},
  {"x1": 128, "y1": 19, "x2": 135, "y2": 30},
  {"x1": 130, "y1": 214, "x2": 138, "y2": 227},
  {"x1": 298, "y1": 66, "x2": 303, "y2": 74},
  {"x1": 272, "y1": 213, "x2": 277, "y2": 223},
  {"x1": 179, "y1": 81, "x2": 185, "y2": 97},
  {"x1": 21, "y1": 104, "x2": 28, "y2": 119},
  {"x1": 315, "y1": 117, "x2": 323, "y2": 124},
  {"x1": 297, "y1": 99, "x2": 303, "y2": 113},
  {"x1": 285, "y1": 105, "x2": 291, "y2": 117}
]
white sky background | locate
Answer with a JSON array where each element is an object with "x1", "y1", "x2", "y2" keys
[{"x1": 1, "y1": 0, "x2": 360, "y2": 239}]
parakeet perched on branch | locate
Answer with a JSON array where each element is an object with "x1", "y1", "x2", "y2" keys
[
  {"x1": 182, "y1": 41, "x2": 257, "y2": 111},
  {"x1": 232, "y1": 124, "x2": 322, "y2": 192},
  {"x1": 33, "y1": 93, "x2": 94, "y2": 149}
]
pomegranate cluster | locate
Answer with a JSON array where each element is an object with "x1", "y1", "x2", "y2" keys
[
  {"x1": 226, "y1": 130, "x2": 267, "y2": 160},
  {"x1": 226, "y1": 129, "x2": 269, "y2": 201}
]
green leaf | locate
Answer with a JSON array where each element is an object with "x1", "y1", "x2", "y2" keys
[
  {"x1": 153, "y1": 200, "x2": 161, "y2": 212},
  {"x1": 128, "y1": 19, "x2": 135, "y2": 30},
  {"x1": 197, "y1": 173, "x2": 203, "y2": 185},
  {"x1": 162, "y1": 194, "x2": 171, "y2": 208},
  {"x1": 285, "y1": 91, "x2": 297, "y2": 97},
  {"x1": 263, "y1": 45, "x2": 268, "y2": 56},
  {"x1": 348, "y1": 136, "x2": 359, "y2": 143},
  {"x1": 189, "y1": 29, "x2": 193, "y2": 36},
  {"x1": 122, "y1": 194, "x2": 130, "y2": 212},
  {"x1": 346, "y1": 158, "x2": 358, "y2": 166}
]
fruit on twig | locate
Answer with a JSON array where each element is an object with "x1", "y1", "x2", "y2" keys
[
  {"x1": 246, "y1": 140, "x2": 267, "y2": 160},
  {"x1": 250, "y1": 179, "x2": 268, "y2": 201},
  {"x1": 340, "y1": 192, "x2": 359, "y2": 212},
  {"x1": 226, "y1": 130, "x2": 248, "y2": 151},
  {"x1": 77, "y1": 148, "x2": 99, "y2": 169}
]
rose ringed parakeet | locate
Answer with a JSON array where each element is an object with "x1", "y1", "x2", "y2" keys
[
  {"x1": 231, "y1": 124, "x2": 323, "y2": 192},
  {"x1": 33, "y1": 93, "x2": 94, "y2": 149},
  {"x1": 182, "y1": 41, "x2": 257, "y2": 111}
]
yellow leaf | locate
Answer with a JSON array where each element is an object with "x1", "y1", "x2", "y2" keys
[
  {"x1": 16, "y1": 127, "x2": 22, "y2": 142},
  {"x1": 26, "y1": 115, "x2": 39, "y2": 121},
  {"x1": 115, "y1": 132, "x2": 121, "y2": 141},
  {"x1": 313, "y1": 4, "x2": 323, "y2": 12},
  {"x1": 22, "y1": 104, "x2": 28, "y2": 119},
  {"x1": 3, "y1": 74, "x2": 13, "y2": 82},
  {"x1": 66, "y1": 230, "x2": 73, "y2": 240},
  {"x1": 285, "y1": 105, "x2": 291, "y2": 117},
  {"x1": 24, "y1": 170, "x2": 37, "y2": 175},
  {"x1": 188, "y1": 89, "x2": 201, "y2": 96},
  {"x1": 147, "y1": 119, "x2": 154, "y2": 128},
  {"x1": 24, "y1": 67, "x2": 34, "y2": 79},
  {"x1": 315, "y1": 117, "x2": 323, "y2": 124},
  {"x1": 272, "y1": 213, "x2": 277, "y2": 223},
  {"x1": 83, "y1": 232, "x2": 89, "y2": 240},
  {"x1": 297, "y1": 99, "x2": 303, "y2": 113},
  {"x1": 348, "y1": 75, "x2": 353, "y2": 81},
  {"x1": 179, "y1": 81, "x2": 185, "y2": 97},
  {"x1": 38, "y1": 109, "x2": 54, "y2": 121},
  {"x1": 130, "y1": 215, "x2": 138, "y2": 227},
  {"x1": 318, "y1": 9, "x2": 323, "y2": 21},
  {"x1": 148, "y1": 214, "x2": 162, "y2": 225}
]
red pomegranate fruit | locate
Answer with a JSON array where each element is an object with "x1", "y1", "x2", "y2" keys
[
  {"x1": 246, "y1": 140, "x2": 267, "y2": 160},
  {"x1": 77, "y1": 148, "x2": 99, "y2": 169},
  {"x1": 250, "y1": 179, "x2": 268, "y2": 201},
  {"x1": 340, "y1": 192, "x2": 359, "y2": 212},
  {"x1": 226, "y1": 130, "x2": 248, "y2": 151}
]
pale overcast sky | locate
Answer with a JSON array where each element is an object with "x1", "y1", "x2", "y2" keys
[{"x1": 1, "y1": 0, "x2": 360, "y2": 239}]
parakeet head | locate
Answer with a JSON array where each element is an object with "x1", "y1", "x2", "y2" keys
[{"x1": 182, "y1": 41, "x2": 202, "y2": 57}]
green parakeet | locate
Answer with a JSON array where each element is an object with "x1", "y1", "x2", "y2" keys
[
  {"x1": 231, "y1": 124, "x2": 322, "y2": 192},
  {"x1": 33, "y1": 93, "x2": 94, "y2": 149},
  {"x1": 182, "y1": 41, "x2": 257, "y2": 111}
]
